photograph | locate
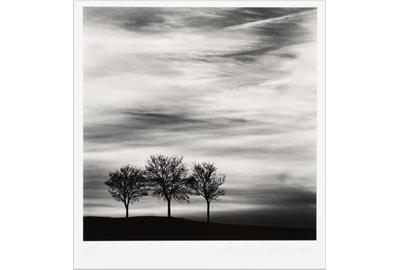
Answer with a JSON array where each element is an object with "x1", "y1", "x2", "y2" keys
[
  {"x1": 81, "y1": 5, "x2": 318, "y2": 241},
  {"x1": 8, "y1": 0, "x2": 400, "y2": 269}
]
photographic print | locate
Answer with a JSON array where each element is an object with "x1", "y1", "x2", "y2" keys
[
  {"x1": 74, "y1": 0, "x2": 325, "y2": 268},
  {"x1": 83, "y1": 5, "x2": 317, "y2": 241}
]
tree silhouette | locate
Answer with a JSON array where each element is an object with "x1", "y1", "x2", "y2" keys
[
  {"x1": 104, "y1": 165, "x2": 146, "y2": 218},
  {"x1": 145, "y1": 154, "x2": 190, "y2": 218},
  {"x1": 190, "y1": 162, "x2": 225, "y2": 223}
]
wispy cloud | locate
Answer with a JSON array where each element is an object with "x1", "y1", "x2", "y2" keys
[{"x1": 83, "y1": 7, "x2": 317, "y2": 227}]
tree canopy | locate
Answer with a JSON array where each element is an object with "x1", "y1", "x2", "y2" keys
[
  {"x1": 190, "y1": 162, "x2": 225, "y2": 222},
  {"x1": 104, "y1": 165, "x2": 146, "y2": 218},
  {"x1": 190, "y1": 162, "x2": 225, "y2": 202},
  {"x1": 145, "y1": 154, "x2": 191, "y2": 217}
]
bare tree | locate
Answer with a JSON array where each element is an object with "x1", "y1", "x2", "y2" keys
[
  {"x1": 190, "y1": 162, "x2": 225, "y2": 223},
  {"x1": 145, "y1": 154, "x2": 190, "y2": 218},
  {"x1": 104, "y1": 165, "x2": 146, "y2": 218}
]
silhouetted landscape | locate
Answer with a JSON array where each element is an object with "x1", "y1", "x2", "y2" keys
[
  {"x1": 82, "y1": 7, "x2": 318, "y2": 241},
  {"x1": 84, "y1": 216, "x2": 316, "y2": 241}
]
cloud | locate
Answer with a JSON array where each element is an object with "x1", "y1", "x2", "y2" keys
[
  {"x1": 83, "y1": 8, "x2": 314, "y2": 32},
  {"x1": 82, "y1": 7, "x2": 317, "y2": 227}
]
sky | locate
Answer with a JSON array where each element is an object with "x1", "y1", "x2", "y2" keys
[{"x1": 83, "y1": 7, "x2": 317, "y2": 228}]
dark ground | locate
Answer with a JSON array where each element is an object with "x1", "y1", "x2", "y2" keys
[{"x1": 84, "y1": 216, "x2": 316, "y2": 241}]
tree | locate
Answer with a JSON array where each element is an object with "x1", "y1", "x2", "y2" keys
[
  {"x1": 145, "y1": 154, "x2": 190, "y2": 218},
  {"x1": 190, "y1": 162, "x2": 225, "y2": 223},
  {"x1": 104, "y1": 165, "x2": 146, "y2": 218}
]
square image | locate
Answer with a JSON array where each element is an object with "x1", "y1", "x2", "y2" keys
[{"x1": 74, "y1": 1, "x2": 325, "y2": 269}]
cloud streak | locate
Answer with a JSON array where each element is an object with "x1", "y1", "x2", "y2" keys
[{"x1": 83, "y1": 7, "x2": 317, "y2": 228}]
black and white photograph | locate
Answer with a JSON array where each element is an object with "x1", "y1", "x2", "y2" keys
[
  {"x1": 81, "y1": 3, "x2": 320, "y2": 242},
  {"x1": 6, "y1": 0, "x2": 400, "y2": 269},
  {"x1": 5, "y1": 0, "x2": 400, "y2": 269}
]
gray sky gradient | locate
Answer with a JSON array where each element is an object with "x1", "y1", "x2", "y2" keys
[{"x1": 83, "y1": 7, "x2": 317, "y2": 228}]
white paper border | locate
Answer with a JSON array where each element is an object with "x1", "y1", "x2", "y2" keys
[{"x1": 73, "y1": 1, "x2": 325, "y2": 269}]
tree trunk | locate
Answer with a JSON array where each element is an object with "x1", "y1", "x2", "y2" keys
[
  {"x1": 167, "y1": 199, "x2": 171, "y2": 218},
  {"x1": 207, "y1": 201, "x2": 210, "y2": 223},
  {"x1": 125, "y1": 204, "x2": 129, "y2": 219}
]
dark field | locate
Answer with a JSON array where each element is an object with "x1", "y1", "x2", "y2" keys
[{"x1": 84, "y1": 216, "x2": 316, "y2": 241}]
